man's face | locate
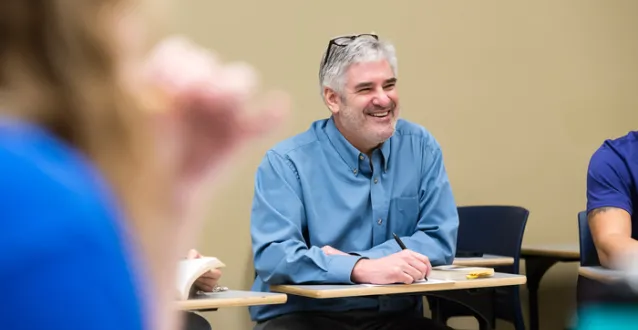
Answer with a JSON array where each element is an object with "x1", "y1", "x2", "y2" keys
[{"x1": 330, "y1": 59, "x2": 399, "y2": 149}]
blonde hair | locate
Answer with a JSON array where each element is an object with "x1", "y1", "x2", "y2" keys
[{"x1": 0, "y1": 0, "x2": 174, "y2": 327}]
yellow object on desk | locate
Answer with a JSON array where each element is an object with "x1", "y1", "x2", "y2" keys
[
  {"x1": 466, "y1": 268, "x2": 495, "y2": 279},
  {"x1": 432, "y1": 265, "x2": 495, "y2": 279}
]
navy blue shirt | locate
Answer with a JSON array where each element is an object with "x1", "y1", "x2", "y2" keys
[
  {"x1": 586, "y1": 131, "x2": 638, "y2": 236},
  {"x1": 249, "y1": 117, "x2": 459, "y2": 322},
  {"x1": 0, "y1": 118, "x2": 146, "y2": 329}
]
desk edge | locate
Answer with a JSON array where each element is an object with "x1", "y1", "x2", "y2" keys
[
  {"x1": 177, "y1": 293, "x2": 288, "y2": 310},
  {"x1": 271, "y1": 275, "x2": 526, "y2": 299}
]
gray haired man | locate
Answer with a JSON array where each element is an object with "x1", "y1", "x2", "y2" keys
[{"x1": 249, "y1": 34, "x2": 458, "y2": 330}]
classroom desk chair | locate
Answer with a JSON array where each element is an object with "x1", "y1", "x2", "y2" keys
[
  {"x1": 427, "y1": 205, "x2": 529, "y2": 330},
  {"x1": 577, "y1": 210, "x2": 600, "y2": 267}
]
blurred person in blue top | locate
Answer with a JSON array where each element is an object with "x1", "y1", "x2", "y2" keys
[
  {"x1": 577, "y1": 131, "x2": 638, "y2": 329},
  {"x1": 249, "y1": 33, "x2": 458, "y2": 330},
  {"x1": 0, "y1": 1, "x2": 289, "y2": 330}
]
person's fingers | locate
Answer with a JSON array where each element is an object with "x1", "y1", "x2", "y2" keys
[
  {"x1": 143, "y1": 41, "x2": 236, "y2": 122},
  {"x1": 402, "y1": 251, "x2": 430, "y2": 279},
  {"x1": 215, "y1": 61, "x2": 258, "y2": 100},
  {"x1": 239, "y1": 90, "x2": 290, "y2": 137},
  {"x1": 165, "y1": 59, "x2": 288, "y2": 135},
  {"x1": 407, "y1": 251, "x2": 432, "y2": 277},
  {"x1": 407, "y1": 250, "x2": 430, "y2": 264},
  {"x1": 400, "y1": 263, "x2": 423, "y2": 282},
  {"x1": 424, "y1": 259, "x2": 432, "y2": 277},
  {"x1": 204, "y1": 269, "x2": 222, "y2": 280},
  {"x1": 194, "y1": 279, "x2": 214, "y2": 292},
  {"x1": 186, "y1": 249, "x2": 201, "y2": 259},
  {"x1": 143, "y1": 36, "x2": 264, "y2": 123},
  {"x1": 322, "y1": 245, "x2": 349, "y2": 256},
  {"x1": 406, "y1": 257, "x2": 427, "y2": 279},
  {"x1": 145, "y1": 36, "x2": 221, "y2": 94},
  {"x1": 198, "y1": 272, "x2": 215, "y2": 280},
  {"x1": 172, "y1": 88, "x2": 289, "y2": 162},
  {"x1": 323, "y1": 247, "x2": 335, "y2": 255},
  {"x1": 195, "y1": 272, "x2": 221, "y2": 291},
  {"x1": 185, "y1": 87, "x2": 241, "y2": 124},
  {"x1": 198, "y1": 270, "x2": 222, "y2": 284},
  {"x1": 396, "y1": 270, "x2": 415, "y2": 284}
]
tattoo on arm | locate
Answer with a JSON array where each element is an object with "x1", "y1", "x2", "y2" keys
[{"x1": 588, "y1": 207, "x2": 619, "y2": 220}]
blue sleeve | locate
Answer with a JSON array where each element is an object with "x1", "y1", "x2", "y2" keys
[
  {"x1": 0, "y1": 145, "x2": 144, "y2": 330},
  {"x1": 1, "y1": 242, "x2": 144, "y2": 330},
  {"x1": 586, "y1": 147, "x2": 633, "y2": 215},
  {"x1": 251, "y1": 151, "x2": 363, "y2": 285},
  {"x1": 350, "y1": 141, "x2": 459, "y2": 266}
]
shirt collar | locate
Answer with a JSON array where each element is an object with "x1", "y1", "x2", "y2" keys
[
  {"x1": 324, "y1": 116, "x2": 391, "y2": 175},
  {"x1": 380, "y1": 135, "x2": 391, "y2": 172}
]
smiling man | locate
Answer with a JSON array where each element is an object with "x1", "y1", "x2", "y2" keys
[{"x1": 249, "y1": 34, "x2": 459, "y2": 330}]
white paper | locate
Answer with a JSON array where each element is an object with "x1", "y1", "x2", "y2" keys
[
  {"x1": 176, "y1": 257, "x2": 225, "y2": 299},
  {"x1": 360, "y1": 278, "x2": 454, "y2": 287},
  {"x1": 433, "y1": 265, "x2": 489, "y2": 271}
]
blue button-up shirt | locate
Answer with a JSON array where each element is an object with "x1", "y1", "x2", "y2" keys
[{"x1": 249, "y1": 116, "x2": 459, "y2": 322}]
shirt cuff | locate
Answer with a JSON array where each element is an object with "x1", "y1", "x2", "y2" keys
[
  {"x1": 327, "y1": 255, "x2": 364, "y2": 284},
  {"x1": 349, "y1": 246, "x2": 400, "y2": 260}
]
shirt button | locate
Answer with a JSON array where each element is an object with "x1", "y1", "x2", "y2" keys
[
  {"x1": 377, "y1": 218, "x2": 383, "y2": 225},
  {"x1": 353, "y1": 169, "x2": 358, "y2": 175},
  {"x1": 373, "y1": 177, "x2": 378, "y2": 184},
  {"x1": 359, "y1": 155, "x2": 364, "y2": 160}
]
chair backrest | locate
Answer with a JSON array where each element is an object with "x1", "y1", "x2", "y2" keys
[
  {"x1": 456, "y1": 205, "x2": 529, "y2": 274},
  {"x1": 578, "y1": 210, "x2": 601, "y2": 266}
]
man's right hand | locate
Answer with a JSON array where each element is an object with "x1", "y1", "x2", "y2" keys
[{"x1": 350, "y1": 250, "x2": 431, "y2": 284}]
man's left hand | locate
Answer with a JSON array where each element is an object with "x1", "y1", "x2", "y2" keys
[{"x1": 322, "y1": 245, "x2": 348, "y2": 256}]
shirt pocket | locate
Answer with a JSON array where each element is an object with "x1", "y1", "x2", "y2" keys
[{"x1": 389, "y1": 196, "x2": 420, "y2": 234}]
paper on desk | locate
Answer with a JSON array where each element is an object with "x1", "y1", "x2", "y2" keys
[
  {"x1": 433, "y1": 265, "x2": 487, "y2": 271},
  {"x1": 360, "y1": 278, "x2": 453, "y2": 287}
]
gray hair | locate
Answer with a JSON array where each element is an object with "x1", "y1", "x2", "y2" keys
[{"x1": 319, "y1": 35, "x2": 398, "y2": 98}]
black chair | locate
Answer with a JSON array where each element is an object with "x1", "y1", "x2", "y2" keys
[
  {"x1": 183, "y1": 312, "x2": 212, "y2": 330},
  {"x1": 577, "y1": 210, "x2": 600, "y2": 267},
  {"x1": 427, "y1": 205, "x2": 529, "y2": 330},
  {"x1": 575, "y1": 209, "x2": 624, "y2": 310}
]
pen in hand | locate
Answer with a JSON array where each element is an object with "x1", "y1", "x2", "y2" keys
[{"x1": 392, "y1": 232, "x2": 428, "y2": 282}]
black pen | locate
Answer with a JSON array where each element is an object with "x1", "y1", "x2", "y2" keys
[{"x1": 392, "y1": 233, "x2": 428, "y2": 281}]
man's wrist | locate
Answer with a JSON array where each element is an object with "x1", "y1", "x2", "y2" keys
[{"x1": 350, "y1": 258, "x2": 372, "y2": 283}]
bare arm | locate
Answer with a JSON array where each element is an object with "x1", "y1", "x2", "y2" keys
[{"x1": 588, "y1": 207, "x2": 638, "y2": 268}]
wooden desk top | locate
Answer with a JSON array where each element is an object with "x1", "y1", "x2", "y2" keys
[
  {"x1": 521, "y1": 243, "x2": 580, "y2": 259},
  {"x1": 177, "y1": 290, "x2": 287, "y2": 311},
  {"x1": 578, "y1": 266, "x2": 624, "y2": 283},
  {"x1": 453, "y1": 254, "x2": 514, "y2": 267},
  {"x1": 270, "y1": 271, "x2": 526, "y2": 299}
]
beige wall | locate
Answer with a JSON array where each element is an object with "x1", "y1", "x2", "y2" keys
[{"x1": 168, "y1": 1, "x2": 638, "y2": 329}]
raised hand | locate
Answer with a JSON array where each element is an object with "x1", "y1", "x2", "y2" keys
[
  {"x1": 134, "y1": 36, "x2": 290, "y2": 330},
  {"x1": 142, "y1": 35, "x2": 290, "y2": 220}
]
